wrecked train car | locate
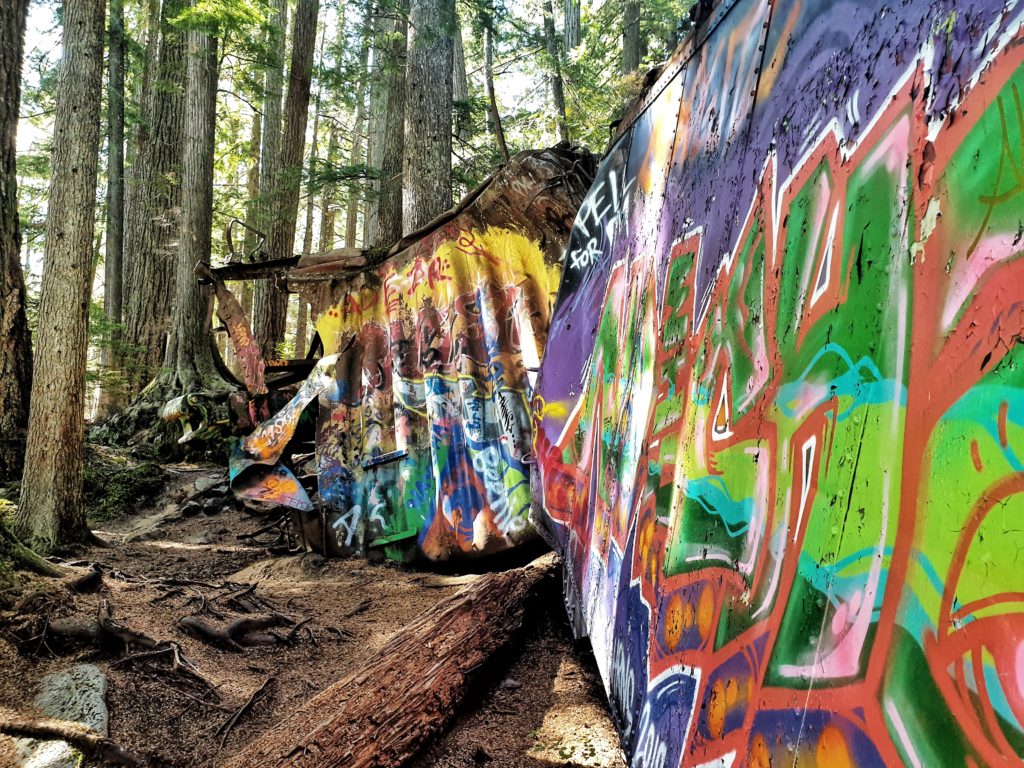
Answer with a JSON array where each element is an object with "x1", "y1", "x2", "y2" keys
[
  {"x1": 213, "y1": 146, "x2": 594, "y2": 562},
  {"x1": 533, "y1": 1, "x2": 1024, "y2": 766}
]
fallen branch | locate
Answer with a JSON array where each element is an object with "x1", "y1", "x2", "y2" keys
[
  {"x1": 0, "y1": 707, "x2": 145, "y2": 767},
  {"x1": 215, "y1": 676, "x2": 275, "y2": 749},
  {"x1": 223, "y1": 553, "x2": 559, "y2": 768},
  {"x1": 110, "y1": 638, "x2": 214, "y2": 688},
  {"x1": 167, "y1": 684, "x2": 231, "y2": 723},
  {"x1": 343, "y1": 597, "x2": 371, "y2": 619}
]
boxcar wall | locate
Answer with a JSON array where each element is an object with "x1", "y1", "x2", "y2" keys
[
  {"x1": 533, "y1": 1, "x2": 1024, "y2": 766},
  {"x1": 230, "y1": 147, "x2": 595, "y2": 561}
]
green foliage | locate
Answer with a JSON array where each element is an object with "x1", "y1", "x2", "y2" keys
[
  {"x1": 172, "y1": 0, "x2": 265, "y2": 39},
  {"x1": 82, "y1": 447, "x2": 166, "y2": 524},
  {"x1": 449, "y1": 0, "x2": 694, "y2": 185},
  {"x1": 13, "y1": 0, "x2": 698, "y2": 423}
]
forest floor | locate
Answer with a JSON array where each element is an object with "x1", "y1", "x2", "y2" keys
[{"x1": 0, "y1": 455, "x2": 627, "y2": 768}]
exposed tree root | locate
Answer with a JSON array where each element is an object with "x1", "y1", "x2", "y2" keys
[
  {"x1": 0, "y1": 518, "x2": 64, "y2": 581},
  {"x1": 65, "y1": 565, "x2": 103, "y2": 593},
  {"x1": 178, "y1": 612, "x2": 294, "y2": 651},
  {"x1": 32, "y1": 598, "x2": 161, "y2": 654},
  {"x1": 0, "y1": 707, "x2": 146, "y2": 767},
  {"x1": 3, "y1": 594, "x2": 217, "y2": 692}
]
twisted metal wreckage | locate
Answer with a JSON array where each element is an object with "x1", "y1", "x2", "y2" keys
[
  {"x1": 187, "y1": 146, "x2": 597, "y2": 561},
  {"x1": 179, "y1": 0, "x2": 1024, "y2": 760}
]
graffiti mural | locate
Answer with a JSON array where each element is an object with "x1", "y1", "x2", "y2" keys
[
  {"x1": 231, "y1": 147, "x2": 594, "y2": 561},
  {"x1": 534, "y1": 1, "x2": 1024, "y2": 765}
]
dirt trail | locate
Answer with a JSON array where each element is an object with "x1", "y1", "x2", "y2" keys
[{"x1": 0, "y1": 462, "x2": 626, "y2": 768}]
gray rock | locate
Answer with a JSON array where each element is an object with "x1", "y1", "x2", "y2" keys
[
  {"x1": 15, "y1": 664, "x2": 107, "y2": 768},
  {"x1": 122, "y1": 506, "x2": 177, "y2": 543},
  {"x1": 192, "y1": 474, "x2": 222, "y2": 494},
  {"x1": 179, "y1": 499, "x2": 203, "y2": 517},
  {"x1": 184, "y1": 530, "x2": 216, "y2": 545}
]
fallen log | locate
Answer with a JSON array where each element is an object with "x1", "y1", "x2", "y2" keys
[{"x1": 223, "y1": 552, "x2": 560, "y2": 768}]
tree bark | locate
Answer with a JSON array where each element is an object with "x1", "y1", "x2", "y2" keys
[
  {"x1": 260, "y1": 0, "x2": 318, "y2": 356},
  {"x1": 223, "y1": 554, "x2": 559, "y2": 768},
  {"x1": 121, "y1": 0, "x2": 186, "y2": 395},
  {"x1": 622, "y1": 0, "x2": 640, "y2": 74},
  {"x1": 234, "y1": 106, "x2": 261, "y2": 367},
  {"x1": 0, "y1": 0, "x2": 33, "y2": 481},
  {"x1": 97, "y1": 0, "x2": 126, "y2": 417},
  {"x1": 363, "y1": 9, "x2": 384, "y2": 246},
  {"x1": 374, "y1": 5, "x2": 406, "y2": 248},
  {"x1": 127, "y1": 0, "x2": 159, "y2": 169},
  {"x1": 159, "y1": 19, "x2": 225, "y2": 394},
  {"x1": 345, "y1": 0, "x2": 372, "y2": 249},
  {"x1": 564, "y1": 0, "x2": 580, "y2": 50},
  {"x1": 543, "y1": 0, "x2": 569, "y2": 142},
  {"x1": 452, "y1": 11, "x2": 470, "y2": 145},
  {"x1": 320, "y1": 128, "x2": 338, "y2": 253},
  {"x1": 481, "y1": 7, "x2": 508, "y2": 162},
  {"x1": 295, "y1": 53, "x2": 323, "y2": 358},
  {"x1": 252, "y1": 0, "x2": 287, "y2": 359},
  {"x1": 242, "y1": 107, "x2": 262, "y2": 260},
  {"x1": 402, "y1": 0, "x2": 454, "y2": 233},
  {"x1": 16, "y1": 0, "x2": 105, "y2": 553}
]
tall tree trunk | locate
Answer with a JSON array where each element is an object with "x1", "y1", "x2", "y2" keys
[
  {"x1": 161, "y1": 19, "x2": 224, "y2": 393},
  {"x1": 621, "y1": 0, "x2": 640, "y2": 74},
  {"x1": 564, "y1": 0, "x2": 580, "y2": 50},
  {"x1": 16, "y1": 0, "x2": 105, "y2": 552},
  {"x1": 0, "y1": 0, "x2": 33, "y2": 481},
  {"x1": 252, "y1": 0, "x2": 287, "y2": 359},
  {"x1": 374, "y1": 6, "x2": 406, "y2": 248},
  {"x1": 97, "y1": 0, "x2": 126, "y2": 417},
  {"x1": 242, "y1": 108, "x2": 262, "y2": 260},
  {"x1": 295, "y1": 48, "x2": 324, "y2": 358},
  {"x1": 364, "y1": 7, "x2": 384, "y2": 247},
  {"x1": 236, "y1": 106, "x2": 261, "y2": 358},
  {"x1": 402, "y1": 0, "x2": 454, "y2": 233},
  {"x1": 257, "y1": 0, "x2": 318, "y2": 358},
  {"x1": 452, "y1": 12, "x2": 469, "y2": 145},
  {"x1": 543, "y1": 0, "x2": 569, "y2": 142},
  {"x1": 481, "y1": 6, "x2": 508, "y2": 162},
  {"x1": 320, "y1": 128, "x2": 338, "y2": 253},
  {"x1": 345, "y1": 0, "x2": 372, "y2": 249},
  {"x1": 128, "y1": 0, "x2": 160, "y2": 169},
  {"x1": 121, "y1": 0, "x2": 186, "y2": 395}
]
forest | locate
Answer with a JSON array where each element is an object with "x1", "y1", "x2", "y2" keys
[
  {"x1": 0, "y1": 0, "x2": 695, "y2": 765},
  {"x1": 5, "y1": 0, "x2": 1024, "y2": 764}
]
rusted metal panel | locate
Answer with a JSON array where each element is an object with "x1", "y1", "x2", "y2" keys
[
  {"x1": 535, "y1": 1, "x2": 1024, "y2": 765},
  {"x1": 230, "y1": 146, "x2": 595, "y2": 561},
  {"x1": 196, "y1": 263, "x2": 268, "y2": 398}
]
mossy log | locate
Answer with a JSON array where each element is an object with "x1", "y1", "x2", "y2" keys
[{"x1": 223, "y1": 553, "x2": 560, "y2": 768}]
